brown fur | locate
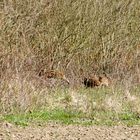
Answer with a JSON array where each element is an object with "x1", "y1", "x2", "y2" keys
[
  {"x1": 99, "y1": 76, "x2": 110, "y2": 87},
  {"x1": 39, "y1": 70, "x2": 70, "y2": 84},
  {"x1": 84, "y1": 74, "x2": 101, "y2": 88},
  {"x1": 84, "y1": 73, "x2": 111, "y2": 88}
]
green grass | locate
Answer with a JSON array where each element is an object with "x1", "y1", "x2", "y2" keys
[
  {"x1": 1, "y1": 108, "x2": 140, "y2": 127},
  {"x1": 1, "y1": 86, "x2": 140, "y2": 127},
  {"x1": 1, "y1": 0, "x2": 140, "y2": 129}
]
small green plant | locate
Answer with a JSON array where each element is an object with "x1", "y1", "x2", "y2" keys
[{"x1": 2, "y1": 107, "x2": 140, "y2": 127}]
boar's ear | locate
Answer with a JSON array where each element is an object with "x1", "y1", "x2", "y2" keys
[
  {"x1": 84, "y1": 77, "x2": 87, "y2": 81},
  {"x1": 98, "y1": 76, "x2": 103, "y2": 82}
]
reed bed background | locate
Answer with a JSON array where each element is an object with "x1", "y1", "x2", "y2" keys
[{"x1": 0, "y1": 0, "x2": 140, "y2": 122}]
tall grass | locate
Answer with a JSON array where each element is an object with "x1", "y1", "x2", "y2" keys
[
  {"x1": 0, "y1": 0, "x2": 140, "y2": 117},
  {"x1": 1, "y1": 0, "x2": 140, "y2": 79}
]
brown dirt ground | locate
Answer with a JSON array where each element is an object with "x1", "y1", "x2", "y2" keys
[{"x1": 0, "y1": 122, "x2": 140, "y2": 140}]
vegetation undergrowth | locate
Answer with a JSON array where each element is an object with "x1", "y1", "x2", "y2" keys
[
  {"x1": 0, "y1": 86, "x2": 140, "y2": 127},
  {"x1": 0, "y1": 0, "x2": 140, "y2": 127},
  {"x1": 1, "y1": 108, "x2": 140, "y2": 127}
]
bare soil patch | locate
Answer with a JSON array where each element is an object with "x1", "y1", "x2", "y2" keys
[{"x1": 0, "y1": 122, "x2": 140, "y2": 140}]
